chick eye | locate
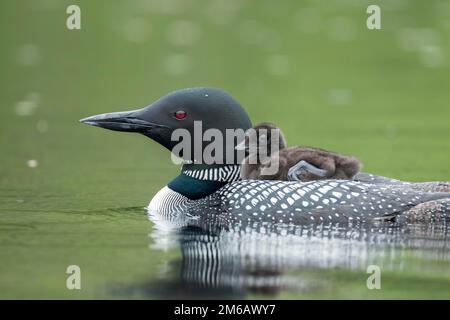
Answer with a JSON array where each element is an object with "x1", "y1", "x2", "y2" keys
[{"x1": 174, "y1": 110, "x2": 187, "y2": 120}]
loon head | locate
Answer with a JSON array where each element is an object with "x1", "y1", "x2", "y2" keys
[
  {"x1": 80, "y1": 88, "x2": 253, "y2": 199},
  {"x1": 80, "y1": 87, "x2": 252, "y2": 164}
]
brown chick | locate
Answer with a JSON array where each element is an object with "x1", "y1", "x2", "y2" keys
[{"x1": 237, "y1": 122, "x2": 362, "y2": 182}]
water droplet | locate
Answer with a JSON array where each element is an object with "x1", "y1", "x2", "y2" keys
[
  {"x1": 14, "y1": 93, "x2": 40, "y2": 116},
  {"x1": 27, "y1": 160, "x2": 38, "y2": 168},
  {"x1": 419, "y1": 45, "x2": 444, "y2": 68}
]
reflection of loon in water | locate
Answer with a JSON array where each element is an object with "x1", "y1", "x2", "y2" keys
[
  {"x1": 80, "y1": 87, "x2": 450, "y2": 225},
  {"x1": 145, "y1": 213, "x2": 450, "y2": 297}
]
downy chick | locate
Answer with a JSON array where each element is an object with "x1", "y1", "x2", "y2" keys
[{"x1": 237, "y1": 122, "x2": 362, "y2": 182}]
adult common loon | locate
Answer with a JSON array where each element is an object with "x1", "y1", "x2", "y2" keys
[{"x1": 80, "y1": 87, "x2": 450, "y2": 226}]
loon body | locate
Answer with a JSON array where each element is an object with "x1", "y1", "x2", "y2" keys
[
  {"x1": 80, "y1": 87, "x2": 450, "y2": 226},
  {"x1": 148, "y1": 169, "x2": 450, "y2": 227}
]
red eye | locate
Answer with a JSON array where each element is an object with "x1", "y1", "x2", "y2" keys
[{"x1": 174, "y1": 110, "x2": 187, "y2": 120}]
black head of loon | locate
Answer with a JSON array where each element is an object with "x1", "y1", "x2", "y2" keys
[
  {"x1": 80, "y1": 87, "x2": 252, "y2": 160},
  {"x1": 80, "y1": 87, "x2": 252, "y2": 199}
]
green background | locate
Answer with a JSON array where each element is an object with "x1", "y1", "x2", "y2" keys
[{"x1": 0, "y1": 0, "x2": 449, "y2": 299}]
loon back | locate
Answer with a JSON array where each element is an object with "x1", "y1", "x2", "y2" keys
[{"x1": 148, "y1": 170, "x2": 450, "y2": 226}]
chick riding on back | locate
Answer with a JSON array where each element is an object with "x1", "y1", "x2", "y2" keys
[{"x1": 238, "y1": 122, "x2": 362, "y2": 181}]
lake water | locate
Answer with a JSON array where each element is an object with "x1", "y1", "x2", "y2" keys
[
  {"x1": 140, "y1": 213, "x2": 450, "y2": 299},
  {"x1": 1, "y1": 0, "x2": 449, "y2": 299}
]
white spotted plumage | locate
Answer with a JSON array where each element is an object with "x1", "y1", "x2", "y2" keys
[{"x1": 148, "y1": 175, "x2": 450, "y2": 226}]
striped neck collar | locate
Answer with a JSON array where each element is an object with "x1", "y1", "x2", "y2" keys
[
  {"x1": 167, "y1": 164, "x2": 241, "y2": 200},
  {"x1": 181, "y1": 164, "x2": 241, "y2": 183}
]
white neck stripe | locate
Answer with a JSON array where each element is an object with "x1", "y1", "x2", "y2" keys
[{"x1": 182, "y1": 165, "x2": 241, "y2": 182}]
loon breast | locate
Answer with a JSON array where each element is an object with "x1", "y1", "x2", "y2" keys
[{"x1": 149, "y1": 178, "x2": 450, "y2": 226}]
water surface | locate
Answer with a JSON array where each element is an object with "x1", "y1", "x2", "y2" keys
[{"x1": 1, "y1": 0, "x2": 449, "y2": 299}]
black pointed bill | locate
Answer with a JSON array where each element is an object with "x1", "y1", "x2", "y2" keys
[{"x1": 79, "y1": 110, "x2": 167, "y2": 133}]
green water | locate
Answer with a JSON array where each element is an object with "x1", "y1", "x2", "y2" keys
[{"x1": 1, "y1": 0, "x2": 449, "y2": 299}]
